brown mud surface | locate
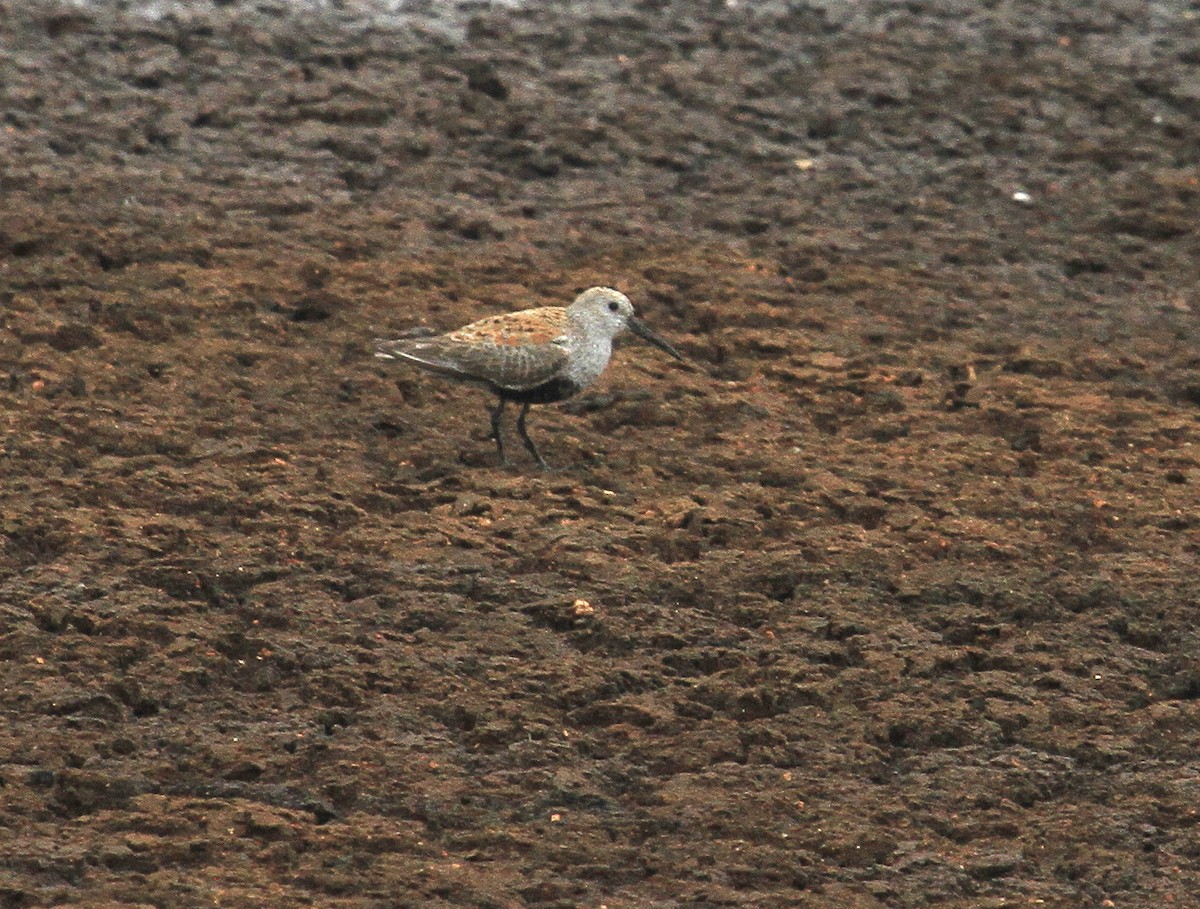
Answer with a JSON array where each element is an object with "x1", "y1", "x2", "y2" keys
[{"x1": 3, "y1": 1, "x2": 1200, "y2": 906}]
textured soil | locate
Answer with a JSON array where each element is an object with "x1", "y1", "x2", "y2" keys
[{"x1": 3, "y1": 1, "x2": 1200, "y2": 906}]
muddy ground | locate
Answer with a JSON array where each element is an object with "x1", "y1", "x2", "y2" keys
[{"x1": 2, "y1": 0, "x2": 1199, "y2": 906}]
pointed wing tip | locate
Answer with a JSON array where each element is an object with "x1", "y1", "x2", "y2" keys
[
  {"x1": 375, "y1": 328, "x2": 443, "y2": 360},
  {"x1": 373, "y1": 343, "x2": 477, "y2": 381},
  {"x1": 374, "y1": 338, "x2": 406, "y2": 359}
]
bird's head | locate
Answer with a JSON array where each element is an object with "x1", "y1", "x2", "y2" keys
[{"x1": 568, "y1": 287, "x2": 684, "y2": 360}]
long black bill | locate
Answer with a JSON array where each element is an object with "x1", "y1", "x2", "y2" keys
[{"x1": 627, "y1": 316, "x2": 685, "y2": 361}]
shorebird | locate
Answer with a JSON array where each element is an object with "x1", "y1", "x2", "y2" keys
[{"x1": 375, "y1": 287, "x2": 683, "y2": 469}]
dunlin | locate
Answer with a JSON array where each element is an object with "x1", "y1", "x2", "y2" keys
[{"x1": 375, "y1": 287, "x2": 683, "y2": 468}]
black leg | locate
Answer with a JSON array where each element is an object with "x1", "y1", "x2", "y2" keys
[
  {"x1": 516, "y1": 401, "x2": 550, "y2": 470},
  {"x1": 489, "y1": 397, "x2": 507, "y2": 465}
]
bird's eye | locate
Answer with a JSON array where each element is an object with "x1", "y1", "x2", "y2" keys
[{"x1": 608, "y1": 301, "x2": 619, "y2": 312}]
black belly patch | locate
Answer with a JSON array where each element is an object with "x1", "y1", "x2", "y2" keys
[{"x1": 496, "y1": 377, "x2": 580, "y2": 404}]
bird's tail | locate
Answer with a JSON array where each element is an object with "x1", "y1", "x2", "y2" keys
[{"x1": 374, "y1": 327, "x2": 438, "y2": 360}]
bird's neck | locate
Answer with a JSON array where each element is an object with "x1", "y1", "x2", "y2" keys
[{"x1": 565, "y1": 332, "x2": 614, "y2": 388}]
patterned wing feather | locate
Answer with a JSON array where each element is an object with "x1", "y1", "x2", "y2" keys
[
  {"x1": 377, "y1": 308, "x2": 571, "y2": 391},
  {"x1": 447, "y1": 307, "x2": 569, "y2": 347}
]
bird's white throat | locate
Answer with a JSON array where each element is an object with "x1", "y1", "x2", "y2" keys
[{"x1": 563, "y1": 332, "x2": 615, "y2": 389}]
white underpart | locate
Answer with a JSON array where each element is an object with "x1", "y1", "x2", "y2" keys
[{"x1": 562, "y1": 332, "x2": 615, "y2": 390}]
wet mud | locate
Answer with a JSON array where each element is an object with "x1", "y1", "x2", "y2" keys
[{"x1": 2, "y1": 1, "x2": 1199, "y2": 906}]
